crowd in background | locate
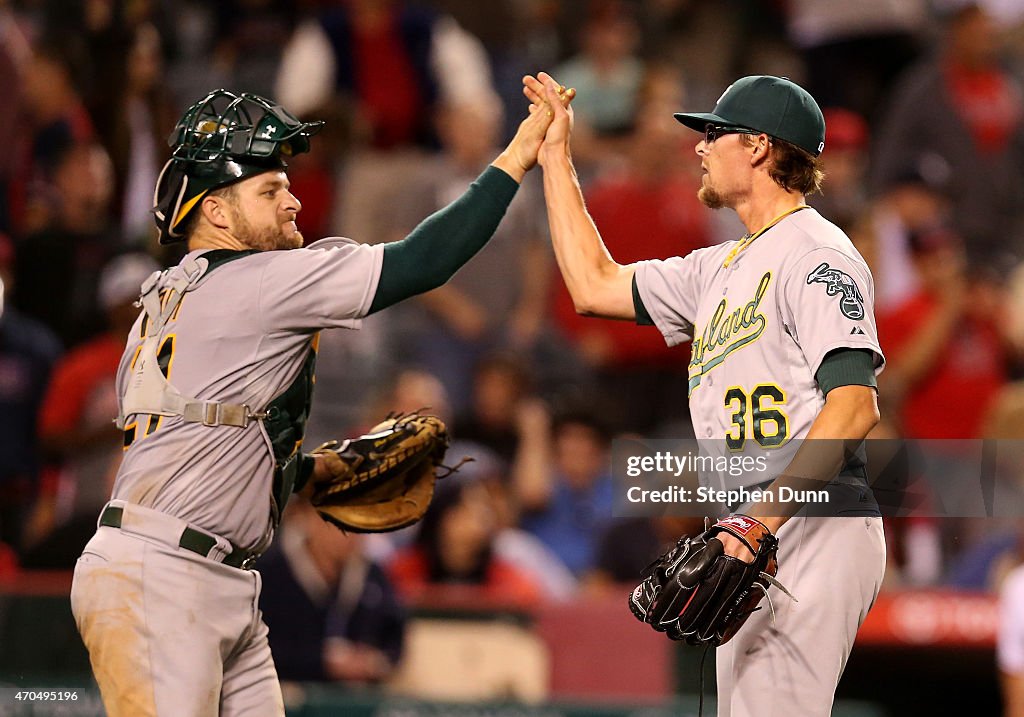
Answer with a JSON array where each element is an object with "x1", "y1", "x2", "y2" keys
[{"x1": 2, "y1": 0, "x2": 1024, "y2": 688}]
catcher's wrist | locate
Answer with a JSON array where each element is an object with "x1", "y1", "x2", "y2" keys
[
  {"x1": 309, "y1": 453, "x2": 334, "y2": 483},
  {"x1": 491, "y1": 151, "x2": 528, "y2": 184}
]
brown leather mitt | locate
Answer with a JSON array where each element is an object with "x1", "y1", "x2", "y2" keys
[{"x1": 309, "y1": 412, "x2": 450, "y2": 533}]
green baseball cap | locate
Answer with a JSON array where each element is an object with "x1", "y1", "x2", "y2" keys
[{"x1": 674, "y1": 75, "x2": 826, "y2": 156}]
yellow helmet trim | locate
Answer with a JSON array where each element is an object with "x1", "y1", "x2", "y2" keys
[{"x1": 172, "y1": 189, "x2": 209, "y2": 229}]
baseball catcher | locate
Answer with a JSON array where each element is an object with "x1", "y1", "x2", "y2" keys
[
  {"x1": 308, "y1": 412, "x2": 452, "y2": 533},
  {"x1": 629, "y1": 515, "x2": 793, "y2": 646},
  {"x1": 70, "y1": 81, "x2": 574, "y2": 716}
]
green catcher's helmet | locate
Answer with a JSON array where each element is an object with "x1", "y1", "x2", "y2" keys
[{"x1": 153, "y1": 89, "x2": 324, "y2": 244}]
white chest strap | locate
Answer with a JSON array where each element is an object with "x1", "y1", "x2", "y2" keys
[{"x1": 116, "y1": 255, "x2": 267, "y2": 430}]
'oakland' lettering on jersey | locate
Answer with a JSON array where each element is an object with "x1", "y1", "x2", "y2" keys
[{"x1": 688, "y1": 271, "x2": 772, "y2": 392}]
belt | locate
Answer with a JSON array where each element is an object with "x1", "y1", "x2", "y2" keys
[{"x1": 99, "y1": 505, "x2": 259, "y2": 570}]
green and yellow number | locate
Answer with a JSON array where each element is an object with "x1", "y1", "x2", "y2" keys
[
  {"x1": 123, "y1": 335, "x2": 176, "y2": 450},
  {"x1": 723, "y1": 383, "x2": 789, "y2": 450},
  {"x1": 724, "y1": 387, "x2": 747, "y2": 450}
]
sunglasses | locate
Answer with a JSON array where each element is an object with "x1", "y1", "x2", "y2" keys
[{"x1": 704, "y1": 125, "x2": 762, "y2": 144}]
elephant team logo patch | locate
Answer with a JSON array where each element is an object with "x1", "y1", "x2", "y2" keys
[{"x1": 806, "y1": 262, "x2": 865, "y2": 320}]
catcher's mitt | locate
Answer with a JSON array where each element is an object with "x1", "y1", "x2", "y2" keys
[
  {"x1": 628, "y1": 514, "x2": 794, "y2": 646},
  {"x1": 309, "y1": 412, "x2": 451, "y2": 533}
]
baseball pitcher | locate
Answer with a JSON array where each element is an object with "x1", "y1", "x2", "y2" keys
[{"x1": 526, "y1": 72, "x2": 886, "y2": 716}]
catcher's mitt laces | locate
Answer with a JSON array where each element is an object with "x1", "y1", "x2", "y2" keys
[{"x1": 435, "y1": 456, "x2": 474, "y2": 479}]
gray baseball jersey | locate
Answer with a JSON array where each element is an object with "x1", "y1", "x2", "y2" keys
[
  {"x1": 635, "y1": 206, "x2": 884, "y2": 453},
  {"x1": 635, "y1": 206, "x2": 887, "y2": 717},
  {"x1": 112, "y1": 238, "x2": 384, "y2": 549}
]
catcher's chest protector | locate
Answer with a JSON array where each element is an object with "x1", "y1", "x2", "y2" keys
[{"x1": 117, "y1": 254, "x2": 267, "y2": 431}]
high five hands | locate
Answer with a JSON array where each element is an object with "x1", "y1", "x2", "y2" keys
[
  {"x1": 494, "y1": 72, "x2": 575, "y2": 182},
  {"x1": 523, "y1": 72, "x2": 575, "y2": 167}
]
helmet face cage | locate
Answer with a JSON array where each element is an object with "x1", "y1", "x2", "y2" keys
[
  {"x1": 170, "y1": 90, "x2": 320, "y2": 163},
  {"x1": 153, "y1": 89, "x2": 323, "y2": 244}
]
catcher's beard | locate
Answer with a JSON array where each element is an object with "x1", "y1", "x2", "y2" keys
[{"x1": 231, "y1": 208, "x2": 303, "y2": 251}]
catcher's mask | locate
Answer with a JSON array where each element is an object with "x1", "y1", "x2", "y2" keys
[{"x1": 153, "y1": 89, "x2": 324, "y2": 245}]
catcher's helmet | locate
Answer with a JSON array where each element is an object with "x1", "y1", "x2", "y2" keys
[{"x1": 153, "y1": 89, "x2": 324, "y2": 244}]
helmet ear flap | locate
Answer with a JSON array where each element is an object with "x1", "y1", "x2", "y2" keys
[{"x1": 153, "y1": 160, "x2": 194, "y2": 245}]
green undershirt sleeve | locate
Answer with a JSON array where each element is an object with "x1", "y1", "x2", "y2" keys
[
  {"x1": 368, "y1": 165, "x2": 520, "y2": 314},
  {"x1": 815, "y1": 348, "x2": 878, "y2": 396},
  {"x1": 294, "y1": 453, "x2": 316, "y2": 493},
  {"x1": 633, "y1": 275, "x2": 655, "y2": 326}
]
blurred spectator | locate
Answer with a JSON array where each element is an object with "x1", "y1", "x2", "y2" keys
[
  {"x1": 0, "y1": 234, "x2": 61, "y2": 554},
  {"x1": 211, "y1": 0, "x2": 296, "y2": 99},
  {"x1": 871, "y1": 3, "x2": 1024, "y2": 265},
  {"x1": 36, "y1": 0, "x2": 177, "y2": 113},
  {"x1": 878, "y1": 226, "x2": 1016, "y2": 581},
  {"x1": 10, "y1": 41, "x2": 96, "y2": 236},
  {"x1": 275, "y1": 1, "x2": 499, "y2": 280},
  {"x1": 368, "y1": 368, "x2": 452, "y2": 428},
  {"x1": 277, "y1": 0, "x2": 475, "y2": 150},
  {"x1": 21, "y1": 252, "x2": 159, "y2": 568},
  {"x1": 809, "y1": 107, "x2": 871, "y2": 231},
  {"x1": 555, "y1": 1, "x2": 641, "y2": 133},
  {"x1": 453, "y1": 355, "x2": 565, "y2": 536},
  {"x1": 259, "y1": 500, "x2": 406, "y2": 684},
  {"x1": 999, "y1": 539, "x2": 1024, "y2": 716},
  {"x1": 882, "y1": 517, "x2": 945, "y2": 588},
  {"x1": 855, "y1": 166, "x2": 953, "y2": 314},
  {"x1": 786, "y1": 0, "x2": 926, "y2": 122},
  {"x1": 0, "y1": 539, "x2": 16, "y2": 579},
  {"x1": 388, "y1": 471, "x2": 542, "y2": 605},
  {"x1": 0, "y1": 3, "x2": 30, "y2": 233},
  {"x1": 519, "y1": 409, "x2": 614, "y2": 577},
  {"x1": 1009, "y1": 264, "x2": 1024, "y2": 356},
  {"x1": 590, "y1": 516, "x2": 705, "y2": 589},
  {"x1": 13, "y1": 141, "x2": 118, "y2": 348},
  {"x1": 434, "y1": 0, "x2": 565, "y2": 141},
  {"x1": 454, "y1": 440, "x2": 578, "y2": 600},
  {"x1": 877, "y1": 227, "x2": 1012, "y2": 439},
  {"x1": 95, "y1": 23, "x2": 178, "y2": 245},
  {"x1": 453, "y1": 353, "x2": 534, "y2": 465},
  {"x1": 163, "y1": 1, "x2": 229, "y2": 104},
  {"x1": 320, "y1": 0, "x2": 439, "y2": 149},
  {"x1": 552, "y1": 70, "x2": 710, "y2": 434},
  {"x1": 945, "y1": 522, "x2": 1022, "y2": 590},
  {"x1": 388, "y1": 94, "x2": 552, "y2": 412},
  {"x1": 276, "y1": 1, "x2": 495, "y2": 125},
  {"x1": 553, "y1": 1, "x2": 643, "y2": 169}
]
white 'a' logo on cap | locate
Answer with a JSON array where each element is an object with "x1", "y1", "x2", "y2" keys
[{"x1": 717, "y1": 84, "x2": 734, "y2": 104}]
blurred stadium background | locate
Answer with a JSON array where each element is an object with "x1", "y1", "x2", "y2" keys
[{"x1": 1, "y1": 0, "x2": 1024, "y2": 714}]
